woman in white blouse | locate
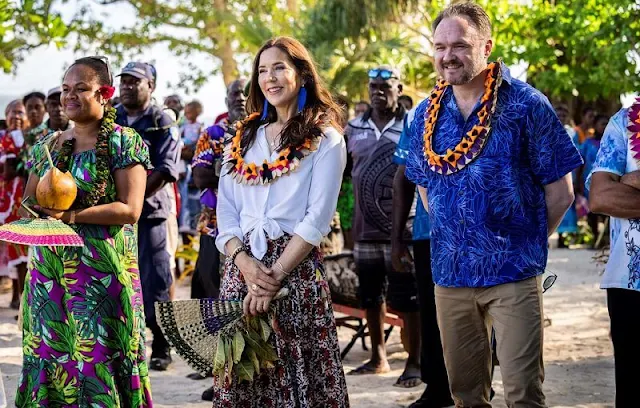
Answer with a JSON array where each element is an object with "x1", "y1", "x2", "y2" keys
[{"x1": 213, "y1": 37, "x2": 349, "y2": 407}]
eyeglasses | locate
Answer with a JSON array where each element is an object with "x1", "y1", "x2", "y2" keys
[
  {"x1": 87, "y1": 55, "x2": 113, "y2": 85},
  {"x1": 542, "y1": 271, "x2": 557, "y2": 293},
  {"x1": 368, "y1": 68, "x2": 398, "y2": 80}
]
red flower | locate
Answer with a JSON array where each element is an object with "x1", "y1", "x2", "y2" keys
[{"x1": 98, "y1": 85, "x2": 115, "y2": 100}]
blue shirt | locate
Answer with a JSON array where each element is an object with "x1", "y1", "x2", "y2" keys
[
  {"x1": 394, "y1": 109, "x2": 431, "y2": 240},
  {"x1": 116, "y1": 104, "x2": 180, "y2": 220},
  {"x1": 405, "y1": 63, "x2": 583, "y2": 288}
]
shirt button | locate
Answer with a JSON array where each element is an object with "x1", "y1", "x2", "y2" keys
[
  {"x1": 459, "y1": 219, "x2": 465, "y2": 224},
  {"x1": 458, "y1": 190, "x2": 464, "y2": 196}
]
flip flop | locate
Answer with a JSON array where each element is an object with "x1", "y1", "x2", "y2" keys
[
  {"x1": 393, "y1": 372, "x2": 422, "y2": 388},
  {"x1": 347, "y1": 363, "x2": 391, "y2": 375}
]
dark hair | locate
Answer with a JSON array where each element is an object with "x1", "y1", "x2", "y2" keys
[
  {"x1": 185, "y1": 100, "x2": 203, "y2": 112},
  {"x1": 23, "y1": 92, "x2": 45, "y2": 105},
  {"x1": 245, "y1": 36, "x2": 342, "y2": 152},
  {"x1": 433, "y1": 2, "x2": 492, "y2": 38},
  {"x1": 0, "y1": 119, "x2": 6, "y2": 131},
  {"x1": 399, "y1": 94, "x2": 413, "y2": 105},
  {"x1": 594, "y1": 114, "x2": 609, "y2": 124},
  {"x1": 65, "y1": 57, "x2": 113, "y2": 87},
  {"x1": 581, "y1": 106, "x2": 595, "y2": 116}
]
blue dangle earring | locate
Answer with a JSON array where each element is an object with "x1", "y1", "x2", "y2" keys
[
  {"x1": 260, "y1": 98, "x2": 269, "y2": 121},
  {"x1": 297, "y1": 85, "x2": 307, "y2": 113}
]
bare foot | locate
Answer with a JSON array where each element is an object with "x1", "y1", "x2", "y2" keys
[{"x1": 347, "y1": 360, "x2": 391, "y2": 375}]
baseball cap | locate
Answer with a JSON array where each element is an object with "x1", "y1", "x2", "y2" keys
[
  {"x1": 117, "y1": 62, "x2": 154, "y2": 82},
  {"x1": 47, "y1": 87, "x2": 62, "y2": 98}
]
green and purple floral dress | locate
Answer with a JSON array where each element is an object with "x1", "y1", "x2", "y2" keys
[{"x1": 16, "y1": 125, "x2": 153, "y2": 408}]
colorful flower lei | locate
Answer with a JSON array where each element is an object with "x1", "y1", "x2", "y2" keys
[
  {"x1": 224, "y1": 113, "x2": 319, "y2": 185},
  {"x1": 423, "y1": 61, "x2": 502, "y2": 175},
  {"x1": 628, "y1": 96, "x2": 640, "y2": 167},
  {"x1": 56, "y1": 106, "x2": 115, "y2": 208}
]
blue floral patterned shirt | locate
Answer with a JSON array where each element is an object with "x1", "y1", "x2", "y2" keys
[
  {"x1": 405, "y1": 63, "x2": 583, "y2": 288},
  {"x1": 586, "y1": 107, "x2": 640, "y2": 291}
]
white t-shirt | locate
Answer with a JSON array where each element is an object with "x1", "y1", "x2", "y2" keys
[
  {"x1": 587, "y1": 106, "x2": 640, "y2": 291},
  {"x1": 215, "y1": 125, "x2": 347, "y2": 260}
]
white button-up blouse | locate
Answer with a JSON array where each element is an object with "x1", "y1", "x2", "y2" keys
[{"x1": 215, "y1": 124, "x2": 347, "y2": 260}]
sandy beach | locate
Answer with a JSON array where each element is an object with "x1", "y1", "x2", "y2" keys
[{"x1": 1, "y1": 248, "x2": 614, "y2": 407}]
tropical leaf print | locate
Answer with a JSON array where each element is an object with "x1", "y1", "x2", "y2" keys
[
  {"x1": 72, "y1": 275, "x2": 119, "y2": 338},
  {"x1": 18, "y1": 127, "x2": 153, "y2": 408}
]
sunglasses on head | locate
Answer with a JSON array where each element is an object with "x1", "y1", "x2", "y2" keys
[
  {"x1": 87, "y1": 55, "x2": 113, "y2": 85},
  {"x1": 368, "y1": 69, "x2": 398, "y2": 80}
]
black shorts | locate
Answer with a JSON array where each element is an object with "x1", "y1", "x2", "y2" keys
[{"x1": 354, "y1": 241, "x2": 419, "y2": 313}]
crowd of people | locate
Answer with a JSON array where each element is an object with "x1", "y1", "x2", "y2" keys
[{"x1": 0, "y1": 2, "x2": 638, "y2": 408}]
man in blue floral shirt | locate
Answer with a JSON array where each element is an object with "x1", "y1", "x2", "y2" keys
[{"x1": 405, "y1": 3, "x2": 582, "y2": 406}]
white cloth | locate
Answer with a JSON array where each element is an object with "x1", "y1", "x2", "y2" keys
[{"x1": 215, "y1": 125, "x2": 346, "y2": 260}]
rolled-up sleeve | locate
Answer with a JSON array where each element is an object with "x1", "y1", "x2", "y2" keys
[
  {"x1": 293, "y1": 129, "x2": 347, "y2": 246},
  {"x1": 215, "y1": 170, "x2": 244, "y2": 255},
  {"x1": 149, "y1": 117, "x2": 180, "y2": 182},
  {"x1": 585, "y1": 109, "x2": 628, "y2": 193}
]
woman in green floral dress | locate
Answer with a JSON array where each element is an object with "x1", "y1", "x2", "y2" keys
[{"x1": 16, "y1": 57, "x2": 153, "y2": 407}]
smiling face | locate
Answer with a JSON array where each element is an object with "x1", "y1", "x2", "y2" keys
[
  {"x1": 433, "y1": 16, "x2": 492, "y2": 85},
  {"x1": 258, "y1": 47, "x2": 301, "y2": 111},
  {"x1": 25, "y1": 95, "x2": 45, "y2": 127},
  {"x1": 5, "y1": 101, "x2": 27, "y2": 131},
  {"x1": 61, "y1": 65, "x2": 106, "y2": 123}
]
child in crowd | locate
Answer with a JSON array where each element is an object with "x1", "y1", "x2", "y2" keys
[{"x1": 178, "y1": 101, "x2": 204, "y2": 238}]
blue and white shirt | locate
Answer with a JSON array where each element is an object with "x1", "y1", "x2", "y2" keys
[
  {"x1": 405, "y1": 63, "x2": 583, "y2": 288},
  {"x1": 587, "y1": 108, "x2": 640, "y2": 291}
]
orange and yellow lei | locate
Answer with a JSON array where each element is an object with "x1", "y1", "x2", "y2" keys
[
  {"x1": 423, "y1": 61, "x2": 502, "y2": 175},
  {"x1": 628, "y1": 96, "x2": 640, "y2": 167},
  {"x1": 223, "y1": 112, "x2": 319, "y2": 185}
]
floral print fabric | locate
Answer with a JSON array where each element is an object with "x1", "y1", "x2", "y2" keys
[
  {"x1": 16, "y1": 125, "x2": 154, "y2": 407},
  {"x1": 405, "y1": 63, "x2": 583, "y2": 288},
  {"x1": 212, "y1": 233, "x2": 350, "y2": 408}
]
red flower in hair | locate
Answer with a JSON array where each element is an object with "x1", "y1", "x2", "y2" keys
[{"x1": 98, "y1": 85, "x2": 115, "y2": 100}]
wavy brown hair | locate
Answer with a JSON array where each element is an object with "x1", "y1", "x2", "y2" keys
[{"x1": 243, "y1": 36, "x2": 343, "y2": 152}]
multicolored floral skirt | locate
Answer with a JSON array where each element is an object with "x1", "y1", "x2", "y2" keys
[
  {"x1": 212, "y1": 233, "x2": 350, "y2": 408},
  {"x1": 16, "y1": 224, "x2": 153, "y2": 407}
]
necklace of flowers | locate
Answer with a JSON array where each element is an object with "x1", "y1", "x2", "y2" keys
[
  {"x1": 56, "y1": 105, "x2": 115, "y2": 209},
  {"x1": 224, "y1": 112, "x2": 319, "y2": 185},
  {"x1": 423, "y1": 60, "x2": 503, "y2": 175},
  {"x1": 627, "y1": 96, "x2": 640, "y2": 168}
]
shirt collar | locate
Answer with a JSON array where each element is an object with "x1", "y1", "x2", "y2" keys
[{"x1": 499, "y1": 61, "x2": 513, "y2": 85}]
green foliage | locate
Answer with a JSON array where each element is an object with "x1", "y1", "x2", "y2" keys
[{"x1": 0, "y1": 0, "x2": 70, "y2": 73}]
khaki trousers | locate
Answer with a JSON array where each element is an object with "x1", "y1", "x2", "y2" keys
[{"x1": 435, "y1": 276, "x2": 546, "y2": 408}]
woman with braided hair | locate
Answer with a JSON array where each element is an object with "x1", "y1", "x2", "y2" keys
[{"x1": 16, "y1": 56, "x2": 153, "y2": 407}]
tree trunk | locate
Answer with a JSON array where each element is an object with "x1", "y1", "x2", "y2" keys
[{"x1": 210, "y1": 0, "x2": 238, "y2": 86}]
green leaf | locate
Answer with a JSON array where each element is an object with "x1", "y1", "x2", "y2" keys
[
  {"x1": 259, "y1": 317, "x2": 272, "y2": 342},
  {"x1": 92, "y1": 393, "x2": 115, "y2": 407},
  {"x1": 246, "y1": 348, "x2": 260, "y2": 374},
  {"x1": 243, "y1": 330, "x2": 277, "y2": 362},
  {"x1": 224, "y1": 336, "x2": 233, "y2": 382},
  {"x1": 214, "y1": 335, "x2": 226, "y2": 373},
  {"x1": 234, "y1": 359, "x2": 255, "y2": 383},
  {"x1": 95, "y1": 363, "x2": 114, "y2": 390},
  {"x1": 232, "y1": 330, "x2": 245, "y2": 364}
]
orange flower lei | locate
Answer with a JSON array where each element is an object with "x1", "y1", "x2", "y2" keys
[
  {"x1": 223, "y1": 112, "x2": 319, "y2": 185},
  {"x1": 423, "y1": 61, "x2": 502, "y2": 175},
  {"x1": 628, "y1": 96, "x2": 640, "y2": 167}
]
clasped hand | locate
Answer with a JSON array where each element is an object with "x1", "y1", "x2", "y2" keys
[{"x1": 235, "y1": 253, "x2": 286, "y2": 316}]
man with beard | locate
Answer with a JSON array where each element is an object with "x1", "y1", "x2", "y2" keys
[
  {"x1": 190, "y1": 78, "x2": 247, "y2": 401},
  {"x1": 405, "y1": 3, "x2": 581, "y2": 406},
  {"x1": 45, "y1": 87, "x2": 72, "y2": 131},
  {"x1": 345, "y1": 66, "x2": 422, "y2": 389},
  {"x1": 115, "y1": 61, "x2": 180, "y2": 371}
]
